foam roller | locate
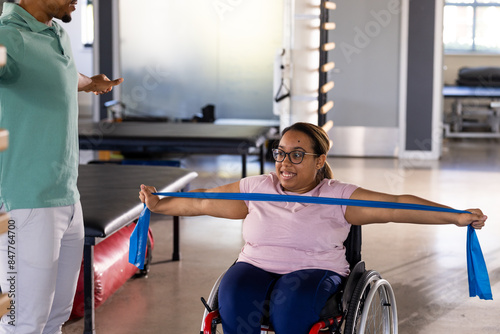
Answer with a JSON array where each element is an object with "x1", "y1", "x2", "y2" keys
[{"x1": 71, "y1": 223, "x2": 154, "y2": 318}]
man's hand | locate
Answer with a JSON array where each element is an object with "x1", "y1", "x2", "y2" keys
[{"x1": 78, "y1": 73, "x2": 123, "y2": 95}]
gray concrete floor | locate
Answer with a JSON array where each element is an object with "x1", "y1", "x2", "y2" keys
[{"x1": 64, "y1": 139, "x2": 500, "y2": 333}]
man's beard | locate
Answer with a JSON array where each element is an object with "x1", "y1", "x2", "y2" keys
[{"x1": 61, "y1": 14, "x2": 72, "y2": 23}]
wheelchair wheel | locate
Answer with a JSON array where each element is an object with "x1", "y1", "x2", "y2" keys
[
  {"x1": 344, "y1": 270, "x2": 397, "y2": 334},
  {"x1": 200, "y1": 270, "x2": 227, "y2": 334}
]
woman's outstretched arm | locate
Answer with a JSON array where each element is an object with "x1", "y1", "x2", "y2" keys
[
  {"x1": 139, "y1": 181, "x2": 248, "y2": 219},
  {"x1": 344, "y1": 187, "x2": 486, "y2": 229}
]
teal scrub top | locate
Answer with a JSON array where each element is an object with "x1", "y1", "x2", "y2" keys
[{"x1": 0, "y1": 3, "x2": 80, "y2": 211}]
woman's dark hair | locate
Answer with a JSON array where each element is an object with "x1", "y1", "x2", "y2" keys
[{"x1": 280, "y1": 122, "x2": 333, "y2": 181}]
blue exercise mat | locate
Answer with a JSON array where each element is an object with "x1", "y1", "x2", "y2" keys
[{"x1": 129, "y1": 192, "x2": 492, "y2": 300}]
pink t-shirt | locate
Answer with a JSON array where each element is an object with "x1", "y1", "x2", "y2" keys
[{"x1": 237, "y1": 172, "x2": 358, "y2": 276}]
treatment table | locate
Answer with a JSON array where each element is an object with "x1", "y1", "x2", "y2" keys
[
  {"x1": 78, "y1": 164, "x2": 197, "y2": 334},
  {"x1": 79, "y1": 122, "x2": 276, "y2": 177},
  {"x1": 443, "y1": 85, "x2": 500, "y2": 138}
]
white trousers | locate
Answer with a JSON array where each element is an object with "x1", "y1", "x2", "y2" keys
[{"x1": 0, "y1": 202, "x2": 84, "y2": 334}]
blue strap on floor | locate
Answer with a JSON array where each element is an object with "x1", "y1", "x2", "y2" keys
[{"x1": 129, "y1": 192, "x2": 492, "y2": 300}]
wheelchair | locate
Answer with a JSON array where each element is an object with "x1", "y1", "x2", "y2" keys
[{"x1": 200, "y1": 225, "x2": 398, "y2": 334}]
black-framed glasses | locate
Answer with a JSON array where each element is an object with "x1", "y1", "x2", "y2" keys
[{"x1": 272, "y1": 148, "x2": 318, "y2": 164}]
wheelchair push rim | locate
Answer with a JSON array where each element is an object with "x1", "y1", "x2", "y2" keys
[{"x1": 344, "y1": 270, "x2": 398, "y2": 334}]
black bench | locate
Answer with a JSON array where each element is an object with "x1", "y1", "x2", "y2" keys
[
  {"x1": 78, "y1": 164, "x2": 197, "y2": 334},
  {"x1": 79, "y1": 122, "x2": 276, "y2": 178}
]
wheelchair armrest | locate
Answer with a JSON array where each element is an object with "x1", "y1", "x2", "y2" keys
[
  {"x1": 203, "y1": 310, "x2": 221, "y2": 334},
  {"x1": 341, "y1": 261, "x2": 365, "y2": 311}
]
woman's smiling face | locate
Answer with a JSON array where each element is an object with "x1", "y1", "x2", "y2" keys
[{"x1": 275, "y1": 130, "x2": 325, "y2": 194}]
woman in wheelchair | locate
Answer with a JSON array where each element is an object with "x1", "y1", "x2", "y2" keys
[{"x1": 139, "y1": 122, "x2": 486, "y2": 334}]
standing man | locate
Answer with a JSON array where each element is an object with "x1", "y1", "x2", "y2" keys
[{"x1": 0, "y1": 0, "x2": 123, "y2": 333}]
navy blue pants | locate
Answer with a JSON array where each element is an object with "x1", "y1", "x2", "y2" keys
[{"x1": 218, "y1": 262, "x2": 343, "y2": 334}]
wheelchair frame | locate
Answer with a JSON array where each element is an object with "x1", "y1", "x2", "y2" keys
[{"x1": 200, "y1": 225, "x2": 398, "y2": 334}]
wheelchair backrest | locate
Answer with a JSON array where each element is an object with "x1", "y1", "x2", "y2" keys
[{"x1": 343, "y1": 225, "x2": 362, "y2": 270}]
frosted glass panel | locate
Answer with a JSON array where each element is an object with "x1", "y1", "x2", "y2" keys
[{"x1": 119, "y1": 0, "x2": 283, "y2": 121}]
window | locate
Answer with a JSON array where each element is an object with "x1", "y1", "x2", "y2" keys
[
  {"x1": 81, "y1": 0, "x2": 94, "y2": 47},
  {"x1": 444, "y1": 0, "x2": 500, "y2": 53}
]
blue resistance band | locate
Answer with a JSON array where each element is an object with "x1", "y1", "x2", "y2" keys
[{"x1": 129, "y1": 192, "x2": 492, "y2": 300}]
